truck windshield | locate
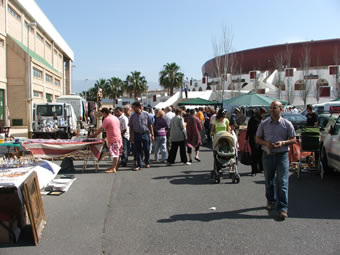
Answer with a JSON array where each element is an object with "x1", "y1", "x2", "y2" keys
[{"x1": 37, "y1": 105, "x2": 63, "y2": 116}]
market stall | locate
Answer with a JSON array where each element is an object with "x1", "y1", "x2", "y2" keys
[
  {"x1": 22, "y1": 138, "x2": 105, "y2": 171},
  {"x1": 0, "y1": 160, "x2": 61, "y2": 244}
]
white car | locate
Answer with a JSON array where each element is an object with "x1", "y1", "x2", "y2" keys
[{"x1": 322, "y1": 118, "x2": 340, "y2": 172}]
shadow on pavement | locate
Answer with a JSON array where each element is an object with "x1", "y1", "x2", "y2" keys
[
  {"x1": 288, "y1": 172, "x2": 340, "y2": 220},
  {"x1": 153, "y1": 171, "x2": 212, "y2": 185},
  {"x1": 157, "y1": 206, "x2": 272, "y2": 222}
]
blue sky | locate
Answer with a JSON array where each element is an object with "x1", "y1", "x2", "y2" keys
[{"x1": 35, "y1": 0, "x2": 340, "y2": 92}]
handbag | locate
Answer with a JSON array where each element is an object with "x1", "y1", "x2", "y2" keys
[{"x1": 240, "y1": 143, "x2": 252, "y2": 165}]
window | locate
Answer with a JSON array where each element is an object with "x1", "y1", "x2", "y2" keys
[
  {"x1": 0, "y1": 39, "x2": 4, "y2": 48},
  {"x1": 46, "y1": 93, "x2": 53, "y2": 103},
  {"x1": 8, "y1": 6, "x2": 20, "y2": 20},
  {"x1": 0, "y1": 0, "x2": 4, "y2": 7},
  {"x1": 33, "y1": 68, "x2": 42, "y2": 79},
  {"x1": 45, "y1": 41, "x2": 51, "y2": 49},
  {"x1": 329, "y1": 66, "x2": 338, "y2": 75},
  {"x1": 294, "y1": 80, "x2": 305, "y2": 90},
  {"x1": 37, "y1": 33, "x2": 43, "y2": 41},
  {"x1": 45, "y1": 73, "x2": 52, "y2": 83},
  {"x1": 249, "y1": 71, "x2": 257, "y2": 79},
  {"x1": 33, "y1": 91, "x2": 42, "y2": 98},
  {"x1": 285, "y1": 68, "x2": 294, "y2": 77},
  {"x1": 54, "y1": 79, "x2": 60, "y2": 86}
]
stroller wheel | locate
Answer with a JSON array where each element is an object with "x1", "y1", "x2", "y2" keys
[
  {"x1": 211, "y1": 171, "x2": 220, "y2": 184},
  {"x1": 235, "y1": 174, "x2": 241, "y2": 184}
]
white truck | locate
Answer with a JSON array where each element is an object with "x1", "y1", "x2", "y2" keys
[
  {"x1": 56, "y1": 95, "x2": 87, "y2": 125},
  {"x1": 32, "y1": 103, "x2": 78, "y2": 139}
]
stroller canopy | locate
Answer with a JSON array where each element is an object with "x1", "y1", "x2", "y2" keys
[{"x1": 213, "y1": 131, "x2": 235, "y2": 151}]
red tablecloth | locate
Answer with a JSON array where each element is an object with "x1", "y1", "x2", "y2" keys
[{"x1": 23, "y1": 138, "x2": 104, "y2": 160}]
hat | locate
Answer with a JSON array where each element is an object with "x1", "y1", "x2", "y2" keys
[{"x1": 234, "y1": 107, "x2": 240, "y2": 112}]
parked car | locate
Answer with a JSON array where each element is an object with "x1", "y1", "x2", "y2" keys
[
  {"x1": 264, "y1": 112, "x2": 307, "y2": 130},
  {"x1": 321, "y1": 117, "x2": 340, "y2": 173},
  {"x1": 318, "y1": 113, "x2": 340, "y2": 145}
]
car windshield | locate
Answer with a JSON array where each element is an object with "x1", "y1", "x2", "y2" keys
[{"x1": 37, "y1": 105, "x2": 63, "y2": 116}]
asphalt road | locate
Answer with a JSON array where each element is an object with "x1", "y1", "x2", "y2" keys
[{"x1": 1, "y1": 145, "x2": 340, "y2": 255}]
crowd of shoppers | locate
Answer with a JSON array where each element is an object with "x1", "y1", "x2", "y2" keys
[{"x1": 90, "y1": 101, "x2": 305, "y2": 221}]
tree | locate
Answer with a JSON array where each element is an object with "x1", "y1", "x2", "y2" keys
[
  {"x1": 125, "y1": 71, "x2": 148, "y2": 100},
  {"x1": 212, "y1": 25, "x2": 234, "y2": 102},
  {"x1": 106, "y1": 77, "x2": 124, "y2": 107},
  {"x1": 299, "y1": 43, "x2": 312, "y2": 107},
  {"x1": 284, "y1": 44, "x2": 295, "y2": 105},
  {"x1": 79, "y1": 87, "x2": 98, "y2": 102},
  {"x1": 94, "y1": 78, "x2": 107, "y2": 90},
  {"x1": 274, "y1": 51, "x2": 285, "y2": 100},
  {"x1": 159, "y1": 63, "x2": 184, "y2": 96},
  {"x1": 333, "y1": 47, "x2": 340, "y2": 98}
]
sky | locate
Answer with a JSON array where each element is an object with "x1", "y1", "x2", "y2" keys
[{"x1": 34, "y1": 0, "x2": 340, "y2": 93}]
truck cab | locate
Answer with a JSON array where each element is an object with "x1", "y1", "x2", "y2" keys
[{"x1": 32, "y1": 103, "x2": 77, "y2": 138}]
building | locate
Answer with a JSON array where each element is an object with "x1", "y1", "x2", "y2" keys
[
  {"x1": 0, "y1": 0, "x2": 73, "y2": 131},
  {"x1": 195, "y1": 39, "x2": 340, "y2": 105}
]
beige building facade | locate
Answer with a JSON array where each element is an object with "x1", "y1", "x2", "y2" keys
[{"x1": 0, "y1": 0, "x2": 74, "y2": 129}]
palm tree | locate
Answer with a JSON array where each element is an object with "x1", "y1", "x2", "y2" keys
[
  {"x1": 159, "y1": 62, "x2": 184, "y2": 96},
  {"x1": 94, "y1": 78, "x2": 107, "y2": 90},
  {"x1": 106, "y1": 77, "x2": 124, "y2": 107},
  {"x1": 125, "y1": 71, "x2": 148, "y2": 100}
]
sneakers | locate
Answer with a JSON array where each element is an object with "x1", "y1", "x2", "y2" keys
[
  {"x1": 166, "y1": 162, "x2": 172, "y2": 166},
  {"x1": 266, "y1": 202, "x2": 275, "y2": 210},
  {"x1": 184, "y1": 162, "x2": 191, "y2": 165},
  {"x1": 133, "y1": 167, "x2": 141, "y2": 171},
  {"x1": 279, "y1": 210, "x2": 288, "y2": 220},
  {"x1": 194, "y1": 157, "x2": 201, "y2": 162}
]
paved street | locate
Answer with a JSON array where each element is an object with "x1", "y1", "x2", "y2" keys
[{"x1": 1, "y1": 145, "x2": 340, "y2": 255}]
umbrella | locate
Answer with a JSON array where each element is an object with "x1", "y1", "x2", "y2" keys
[
  {"x1": 223, "y1": 91, "x2": 287, "y2": 107},
  {"x1": 178, "y1": 97, "x2": 221, "y2": 106}
]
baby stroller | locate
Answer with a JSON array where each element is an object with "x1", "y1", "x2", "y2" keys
[{"x1": 210, "y1": 131, "x2": 240, "y2": 184}]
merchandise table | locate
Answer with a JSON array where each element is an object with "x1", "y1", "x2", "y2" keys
[
  {"x1": 22, "y1": 138, "x2": 105, "y2": 171},
  {"x1": 0, "y1": 141, "x2": 22, "y2": 154}
]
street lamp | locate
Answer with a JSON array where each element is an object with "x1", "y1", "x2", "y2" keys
[{"x1": 27, "y1": 22, "x2": 37, "y2": 138}]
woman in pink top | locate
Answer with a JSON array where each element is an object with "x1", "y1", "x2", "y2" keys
[{"x1": 90, "y1": 108, "x2": 122, "y2": 173}]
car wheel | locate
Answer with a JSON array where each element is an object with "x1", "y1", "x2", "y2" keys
[
  {"x1": 321, "y1": 148, "x2": 330, "y2": 174},
  {"x1": 319, "y1": 161, "x2": 324, "y2": 180}
]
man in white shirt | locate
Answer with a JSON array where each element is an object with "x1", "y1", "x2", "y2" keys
[
  {"x1": 164, "y1": 106, "x2": 175, "y2": 126},
  {"x1": 115, "y1": 107, "x2": 130, "y2": 167}
]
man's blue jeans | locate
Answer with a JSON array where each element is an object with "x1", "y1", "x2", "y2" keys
[
  {"x1": 134, "y1": 133, "x2": 150, "y2": 168},
  {"x1": 262, "y1": 151, "x2": 289, "y2": 212}
]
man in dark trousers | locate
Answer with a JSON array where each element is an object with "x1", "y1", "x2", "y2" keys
[{"x1": 246, "y1": 107, "x2": 267, "y2": 176}]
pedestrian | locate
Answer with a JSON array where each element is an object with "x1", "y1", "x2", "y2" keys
[
  {"x1": 184, "y1": 85, "x2": 188, "y2": 98},
  {"x1": 256, "y1": 101, "x2": 296, "y2": 220},
  {"x1": 114, "y1": 107, "x2": 130, "y2": 167},
  {"x1": 167, "y1": 108, "x2": 191, "y2": 166},
  {"x1": 186, "y1": 109, "x2": 202, "y2": 162},
  {"x1": 89, "y1": 107, "x2": 122, "y2": 173},
  {"x1": 123, "y1": 104, "x2": 131, "y2": 119},
  {"x1": 164, "y1": 106, "x2": 175, "y2": 152},
  {"x1": 129, "y1": 101, "x2": 154, "y2": 171},
  {"x1": 153, "y1": 110, "x2": 168, "y2": 163},
  {"x1": 305, "y1": 104, "x2": 318, "y2": 126},
  {"x1": 210, "y1": 108, "x2": 229, "y2": 137},
  {"x1": 246, "y1": 107, "x2": 267, "y2": 176}
]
